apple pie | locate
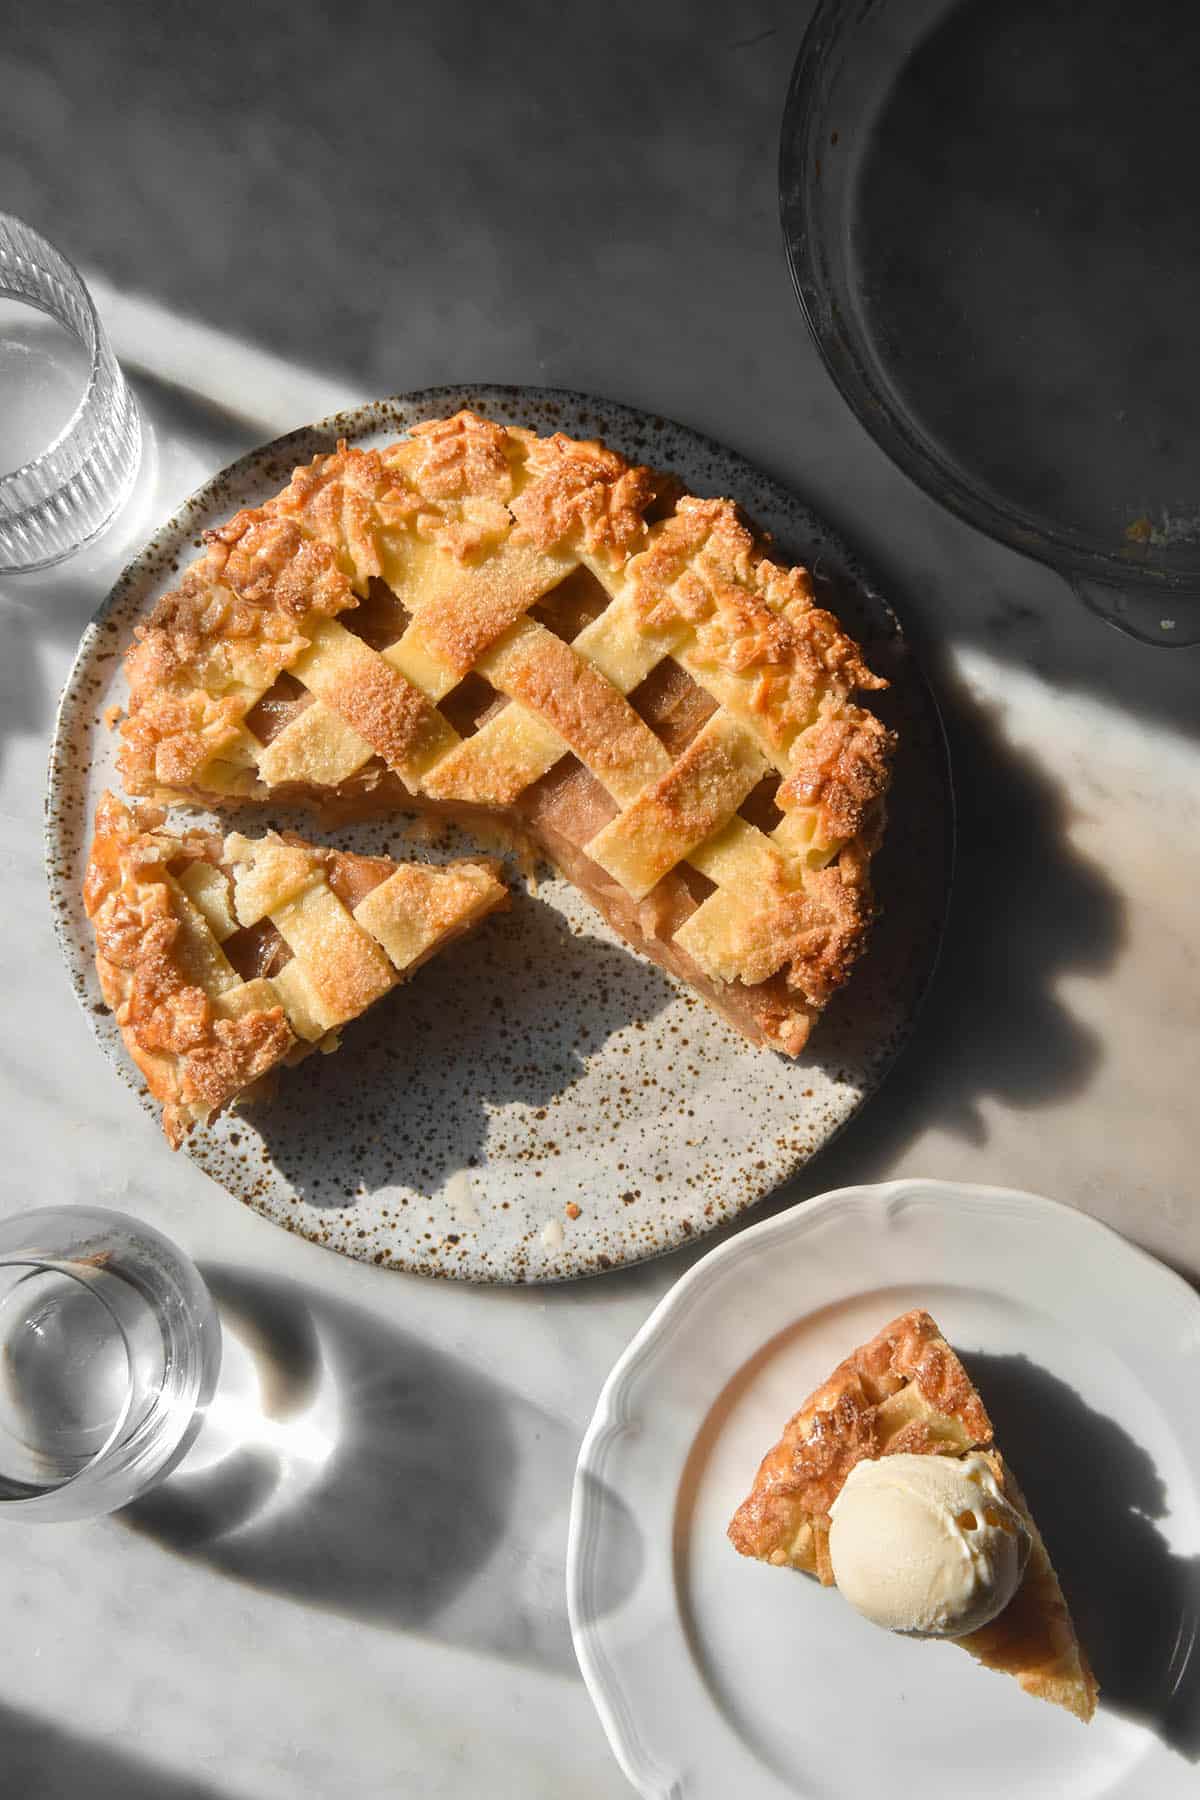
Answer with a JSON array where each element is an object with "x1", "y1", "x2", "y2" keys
[
  {"x1": 114, "y1": 412, "x2": 896, "y2": 1057},
  {"x1": 84, "y1": 791, "x2": 506, "y2": 1147},
  {"x1": 727, "y1": 1308, "x2": 1098, "y2": 1721}
]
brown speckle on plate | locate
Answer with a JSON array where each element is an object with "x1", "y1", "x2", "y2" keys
[{"x1": 45, "y1": 385, "x2": 951, "y2": 1284}]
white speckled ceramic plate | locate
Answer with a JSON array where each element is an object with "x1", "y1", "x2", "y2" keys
[
  {"x1": 46, "y1": 388, "x2": 950, "y2": 1282},
  {"x1": 568, "y1": 1179, "x2": 1200, "y2": 1797}
]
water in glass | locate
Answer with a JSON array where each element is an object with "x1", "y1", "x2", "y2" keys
[
  {"x1": 0, "y1": 1207, "x2": 221, "y2": 1520},
  {"x1": 0, "y1": 295, "x2": 91, "y2": 476}
]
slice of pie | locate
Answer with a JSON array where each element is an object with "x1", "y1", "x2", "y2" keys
[
  {"x1": 727, "y1": 1308, "x2": 1098, "y2": 1721},
  {"x1": 83, "y1": 791, "x2": 507, "y2": 1147},
  {"x1": 114, "y1": 411, "x2": 896, "y2": 1057}
]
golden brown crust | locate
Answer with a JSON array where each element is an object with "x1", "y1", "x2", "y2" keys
[
  {"x1": 509, "y1": 429, "x2": 669, "y2": 564},
  {"x1": 115, "y1": 412, "x2": 895, "y2": 1054},
  {"x1": 84, "y1": 794, "x2": 295, "y2": 1148},
  {"x1": 628, "y1": 498, "x2": 884, "y2": 748},
  {"x1": 960, "y1": 1463, "x2": 1101, "y2": 1721},
  {"x1": 164, "y1": 1013, "x2": 295, "y2": 1148},
  {"x1": 727, "y1": 1311, "x2": 991, "y2": 1559},
  {"x1": 726, "y1": 1308, "x2": 1098, "y2": 1723},
  {"x1": 83, "y1": 792, "x2": 506, "y2": 1146},
  {"x1": 410, "y1": 543, "x2": 573, "y2": 677},
  {"x1": 777, "y1": 707, "x2": 896, "y2": 841},
  {"x1": 310, "y1": 630, "x2": 442, "y2": 773},
  {"x1": 118, "y1": 505, "x2": 358, "y2": 798},
  {"x1": 691, "y1": 851, "x2": 875, "y2": 1008},
  {"x1": 405, "y1": 411, "x2": 517, "y2": 503},
  {"x1": 494, "y1": 629, "x2": 661, "y2": 785},
  {"x1": 240, "y1": 442, "x2": 405, "y2": 584},
  {"x1": 516, "y1": 777, "x2": 822, "y2": 1058},
  {"x1": 586, "y1": 715, "x2": 765, "y2": 899}
]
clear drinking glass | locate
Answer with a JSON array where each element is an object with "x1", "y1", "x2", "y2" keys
[
  {"x1": 0, "y1": 1206, "x2": 221, "y2": 1521},
  {"x1": 0, "y1": 215, "x2": 142, "y2": 573}
]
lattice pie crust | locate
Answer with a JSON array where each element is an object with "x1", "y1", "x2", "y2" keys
[
  {"x1": 111, "y1": 411, "x2": 896, "y2": 1061},
  {"x1": 84, "y1": 791, "x2": 506, "y2": 1145},
  {"x1": 727, "y1": 1309, "x2": 1098, "y2": 1721}
]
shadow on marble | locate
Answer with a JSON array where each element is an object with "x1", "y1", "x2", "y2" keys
[
  {"x1": 964, "y1": 1350, "x2": 1200, "y2": 1758},
  {"x1": 0, "y1": 1700, "x2": 225, "y2": 1800},
  {"x1": 121, "y1": 1266, "x2": 596, "y2": 1676},
  {"x1": 125, "y1": 361, "x2": 299, "y2": 453},
  {"x1": 544, "y1": 656, "x2": 1130, "y2": 1311},
  {"x1": 8, "y1": 0, "x2": 1200, "y2": 753},
  {"x1": 753, "y1": 405, "x2": 1200, "y2": 748},
  {"x1": 572, "y1": 1472, "x2": 647, "y2": 1624},
  {"x1": 247, "y1": 896, "x2": 675, "y2": 1211},
  {"x1": 0, "y1": 0, "x2": 795, "y2": 398},
  {"x1": 964, "y1": 582, "x2": 1200, "y2": 747},
  {"x1": 790, "y1": 651, "x2": 1123, "y2": 1175}
]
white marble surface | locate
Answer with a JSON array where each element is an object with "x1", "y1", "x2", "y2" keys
[
  {"x1": 2, "y1": 6, "x2": 1200, "y2": 1788},
  {"x1": 0, "y1": 287, "x2": 1196, "y2": 1800}
]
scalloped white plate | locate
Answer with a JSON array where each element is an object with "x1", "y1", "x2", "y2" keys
[{"x1": 568, "y1": 1179, "x2": 1200, "y2": 1797}]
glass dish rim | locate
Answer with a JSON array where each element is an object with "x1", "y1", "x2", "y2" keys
[{"x1": 778, "y1": 0, "x2": 1200, "y2": 597}]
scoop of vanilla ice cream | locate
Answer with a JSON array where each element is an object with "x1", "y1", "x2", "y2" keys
[{"x1": 827, "y1": 1451, "x2": 1030, "y2": 1637}]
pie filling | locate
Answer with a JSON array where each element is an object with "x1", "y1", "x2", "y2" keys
[
  {"x1": 167, "y1": 837, "x2": 396, "y2": 987},
  {"x1": 726, "y1": 1310, "x2": 1099, "y2": 1723},
  {"x1": 116, "y1": 417, "x2": 897, "y2": 1063},
  {"x1": 158, "y1": 768, "x2": 822, "y2": 1056},
  {"x1": 85, "y1": 793, "x2": 509, "y2": 1145},
  {"x1": 155, "y1": 569, "x2": 845, "y2": 1055}
]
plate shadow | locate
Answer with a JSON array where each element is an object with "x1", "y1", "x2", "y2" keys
[
  {"x1": 121, "y1": 1265, "x2": 608, "y2": 1675},
  {"x1": 964, "y1": 1349, "x2": 1200, "y2": 1758},
  {"x1": 0, "y1": 1701, "x2": 225, "y2": 1800},
  {"x1": 240, "y1": 895, "x2": 677, "y2": 1210},
  {"x1": 774, "y1": 647, "x2": 1127, "y2": 1198}
]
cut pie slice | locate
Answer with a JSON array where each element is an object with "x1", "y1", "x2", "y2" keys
[
  {"x1": 83, "y1": 791, "x2": 507, "y2": 1147},
  {"x1": 727, "y1": 1308, "x2": 1098, "y2": 1721},
  {"x1": 115, "y1": 411, "x2": 896, "y2": 1058}
]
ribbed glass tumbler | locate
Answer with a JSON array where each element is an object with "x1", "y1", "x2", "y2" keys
[
  {"x1": 0, "y1": 214, "x2": 141, "y2": 573},
  {"x1": 0, "y1": 1206, "x2": 221, "y2": 1521}
]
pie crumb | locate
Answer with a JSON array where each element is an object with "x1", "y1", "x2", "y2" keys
[{"x1": 565, "y1": 1202, "x2": 581, "y2": 1220}]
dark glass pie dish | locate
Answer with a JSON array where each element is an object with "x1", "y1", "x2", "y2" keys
[{"x1": 781, "y1": 0, "x2": 1200, "y2": 647}]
